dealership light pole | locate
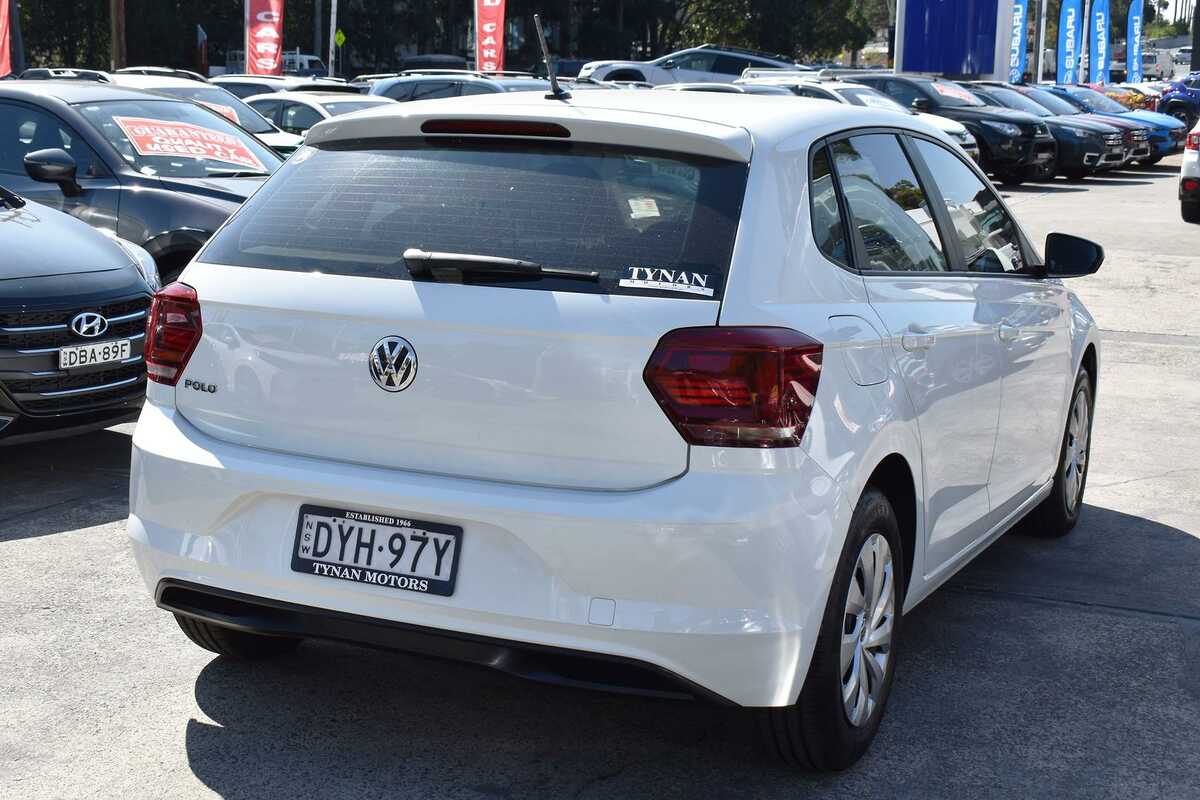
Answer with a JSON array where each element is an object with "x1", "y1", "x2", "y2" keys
[
  {"x1": 109, "y1": 0, "x2": 126, "y2": 70},
  {"x1": 327, "y1": 0, "x2": 338, "y2": 77},
  {"x1": 1034, "y1": 0, "x2": 1048, "y2": 81},
  {"x1": 314, "y1": 0, "x2": 322, "y2": 61}
]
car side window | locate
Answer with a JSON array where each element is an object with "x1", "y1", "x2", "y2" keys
[
  {"x1": 830, "y1": 134, "x2": 948, "y2": 273},
  {"x1": 410, "y1": 81, "x2": 459, "y2": 100},
  {"x1": 673, "y1": 52, "x2": 717, "y2": 72},
  {"x1": 712, "y1": 55, "x2": 754, "y2": 75},
  {"x1": 883, "y1": 80, "x2": 923, "y2": 109},
  {"x1": 281, "y1": 103, "x2": 323, "y2": 135},
  {"x1": 382, "y1": 82, "x2": 416, "y2": 101},
  {"x1": 458, "y1": 83, "x2": 497, "y2": 96},
  {"x1": 0, "y1": 102, "x2": 102, "y2": 177},
  {"x1": 810, "y1": 146, "x2": 849, "y2": 267},
  {"x1": 913, "y1": 138, "x2": 1028, "y2": 274},
  {"x1": 223, "y1": 83, "x2": 270, "y2": 99},
  {"x1": 249, "y1": 98, "x2": 283, "y2": 125},
  {"x1": 795, "y1": 86, "x2": 836, "y2": 101}
]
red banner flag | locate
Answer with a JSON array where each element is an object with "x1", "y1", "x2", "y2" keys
[
  {"x1": 245, "y1": 0, "x2": 284, "y2": 76},
  {"x1": 475, "y1": 0, "x2": 505, "y2": 73},
  {"x1": 0, "y1": 0, "x2": 12, "y2": 79}
]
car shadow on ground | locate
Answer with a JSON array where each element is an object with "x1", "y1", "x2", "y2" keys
[
  {"x1": 0, "y1": 427, "x2": 132, "y2": 542},
  {"x1": 182, "y1": 504, "x2": 1199, "y2": 800}
]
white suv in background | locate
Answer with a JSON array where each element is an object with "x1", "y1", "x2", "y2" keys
[
  {"x1": 577, "y1": 44, "x2": 810, "y2": 84},
  {"x1": 129, "y1": 90, "x2": 1102, "y2": 770}
]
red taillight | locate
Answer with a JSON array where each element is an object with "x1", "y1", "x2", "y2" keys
[
  {"x1": 1187, "y1": 132, "x2": 1200, "y2": 151},
  {"x1": 144, "y1": 282, "x2": 202, "y2": 385},
  {"x1": 643, "y1": 327, "x2": 822, "y2": 448},
  {"x1": 1183, "y1": 178, "x2": 1200, "y2": 192}
]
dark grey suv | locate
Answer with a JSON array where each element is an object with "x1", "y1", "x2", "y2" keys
[
  {"x1": 0, "y1": 81, "x2": 282, "y2": 281},
  {"x1": 0, "y1": 185, "x2": 155, "y2": 444}
]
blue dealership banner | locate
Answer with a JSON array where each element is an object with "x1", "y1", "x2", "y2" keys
[
  {"x1": 1057, "y1": 0, "x2": 1081, "y2": 83},
  {"x1": 1089, "y1": 0, "x2": 1110, "y2": 84},
  {"x1": 1008, "y1": 1, "x2": 1029, "y2": 83},
  {"x1": 1127, "y1": 1, "x2": 1143, "y2": 82}
]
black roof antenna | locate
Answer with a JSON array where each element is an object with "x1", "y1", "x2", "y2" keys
[{"x1": 533, "y1": 14, "x2": 570, "y2": 101}]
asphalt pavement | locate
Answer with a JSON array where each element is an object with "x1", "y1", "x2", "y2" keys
[{"x1": 2, "y1": 156, "x2": 1198, "y2": 799}]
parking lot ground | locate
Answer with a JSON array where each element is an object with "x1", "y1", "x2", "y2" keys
[{"x1": 2, "y1": 157, "x2": 1198, "y2": 799}]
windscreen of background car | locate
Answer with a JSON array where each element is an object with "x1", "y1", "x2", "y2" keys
[
  {"x1": 1069, "y1": 88, "x2": 1131, "y2": 114},
  {"x1": 836, "y1": 87, "x2": 910, "y2": 115},
  {"x1": 1023, "y1": 88, "x2": 1084, "y2": 116},
  {"x1": 155, "y1": 86, "x2": 276, "y2": 134},
  {"x1": 198, "y1": 141, "x2": 749, "y2": 299},
  {"x1": 929, "y1": 82, "x2": 985, "y2": 107},
  {"x1": 77, "y1": 100, "x2": 282, "y2": 178},
  {"x1": 985, "y1": 87, "x2": 1052, "y2": 117}
]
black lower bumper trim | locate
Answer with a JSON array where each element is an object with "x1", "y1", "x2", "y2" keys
[{"x1": 156, "y1": 579, "x2": 735, "y2": 706}]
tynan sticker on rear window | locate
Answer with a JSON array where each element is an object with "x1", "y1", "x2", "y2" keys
[
  {"x1": 618, "y1": 267, "x2": 715, "y2": 297},
  {"x1": 112, "y1": 116, "x2": 265, "y2": 171}
]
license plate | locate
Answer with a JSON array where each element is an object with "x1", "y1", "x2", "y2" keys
[
  {"x1": 58, "y1": 338, "x2": 132, "y2": 369},
  {"x1": 291, "y1": 504, "x2": 462, "y2": 597}
]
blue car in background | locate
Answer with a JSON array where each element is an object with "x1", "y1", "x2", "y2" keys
[
  {"x1": 1047, "y1": 85, "x2": 1186, "y2": 164},
  {"x1": 1156, "y1": 74, "x2": 1200, "y2": 129}
]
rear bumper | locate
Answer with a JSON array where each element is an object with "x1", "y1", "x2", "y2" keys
[
  {"x1": 157, "y1": 579, "x2": 733, "y2": 704},
  {"x1": 128, "y1": 402, "x2": 847, "y2": 707}
]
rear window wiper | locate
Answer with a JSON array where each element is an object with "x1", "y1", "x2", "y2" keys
[{"x1": 402, "y1": 249, "x2": 599, "y2": 282}]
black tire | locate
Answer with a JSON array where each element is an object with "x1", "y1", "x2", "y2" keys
[
  {"x1": 1166, "y1": 106, "x2": 1194, "y2": 128},
  {"x1": 1063, "y1": 170, "x2": 1088, "y2": 182},
  {"x1": 1183, "y1": 202, "x2": 1200, "y2": 224},
  {"x1": 998, "y1": 170, "x2": 1024, "y2": 186},
  {"x1": 1136, "y1": 153, "x2": 1163, "y2": 166},
  {"x1": 756, "y1": 487, "x2": 904, "y2": 771},
  {"x1": 174, "y1": 613, "x2": 302, "y2": 660},
  {"x1": 1024, "y1": 369, "x2": 1094, "y2": 538}
]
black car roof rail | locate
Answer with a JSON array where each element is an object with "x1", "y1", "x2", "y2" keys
[
  {"x1": 115, "y1": 66, "x2": 210, "y2": 83},
  {"x1": 19, "y1": 68, "x2": 111, "y2": 82}
]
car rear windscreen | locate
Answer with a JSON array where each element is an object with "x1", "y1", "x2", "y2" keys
[{"x1": 198, "y1": 140, "x2": 748, "y2": 299}]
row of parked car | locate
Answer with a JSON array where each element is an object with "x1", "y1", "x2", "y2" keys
[{"x1": 0, "y1": 49, "x2": 1194, "y2": 445}]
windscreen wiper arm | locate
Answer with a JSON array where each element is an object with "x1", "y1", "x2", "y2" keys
[
  {"x1": 204, "y1": 170, "x2": 271, "y2": 178},
  {"x1": 402, "y1": 249, "x2": 599, "y2": 282},
  {"x1": 0, "y1": 184, "x2": 26, "y2": 209}
]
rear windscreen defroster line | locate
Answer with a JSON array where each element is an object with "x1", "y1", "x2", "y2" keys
[{"x1": 198, "y1": 139, "x2": 749, "y2": 299}]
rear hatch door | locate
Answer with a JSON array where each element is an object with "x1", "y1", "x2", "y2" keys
[{"x1": 177, "y1": 135, "x2": 748, "y2": 490}]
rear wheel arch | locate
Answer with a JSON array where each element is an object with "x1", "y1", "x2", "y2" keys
[
  {"x1": 862, "y1": 454, "x2": 916, "y2": 598},
  {"x1": 1080, "y1": 343, "x2": 1098, "y2": 390}
]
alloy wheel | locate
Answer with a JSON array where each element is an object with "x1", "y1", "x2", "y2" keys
[
  {"x1": 840, "y1": 533, "x2": 894, "y2": 728},
  {"x1": 1063, "y1": 388, "x2": 1091, "y2": 514}
]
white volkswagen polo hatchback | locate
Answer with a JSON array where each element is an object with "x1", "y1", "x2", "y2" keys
[{"x1": 129, "y1": 89, "x2": 1102, "y2": 770}]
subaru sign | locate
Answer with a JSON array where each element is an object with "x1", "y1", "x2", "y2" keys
[
  {"x1": 1089, "y1": 0, "x2": 1110, "y2": 84},
  {"x1": 1127, "y1": 3, "x2": 1143, "y2": 83},
  {"x1": 1008, "y1": 2, "x2": 1028, "y2": 83},
  {"x1": 1057, "y1": 0, "x2": 1081, "y2": 84}
]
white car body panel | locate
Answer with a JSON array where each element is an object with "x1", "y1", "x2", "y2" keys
[{"x1": 129, "y1": 91, "x2": 1100, "y2": 707}]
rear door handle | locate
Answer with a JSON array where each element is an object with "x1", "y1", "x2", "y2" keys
[
  {"x1": 998, "y1": 322, "x2": 1021, "y2": 343},
  {"x1": 901, "y1": 329, "x2": 936, "y2": 352}
]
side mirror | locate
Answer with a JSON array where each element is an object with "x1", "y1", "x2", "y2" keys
[
  {"x1": 24, "y1": 148, "x2": 81, "y2": 197},
  {"x1": 662, "y1": 59, "x2": 677, "y2": 69},
  {"x1": 911, "y1": 97, "x2": 932, "y2": 112},
  {"x1": 1043, "y1": 232, "x2": 1103, "y2": 277}
]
